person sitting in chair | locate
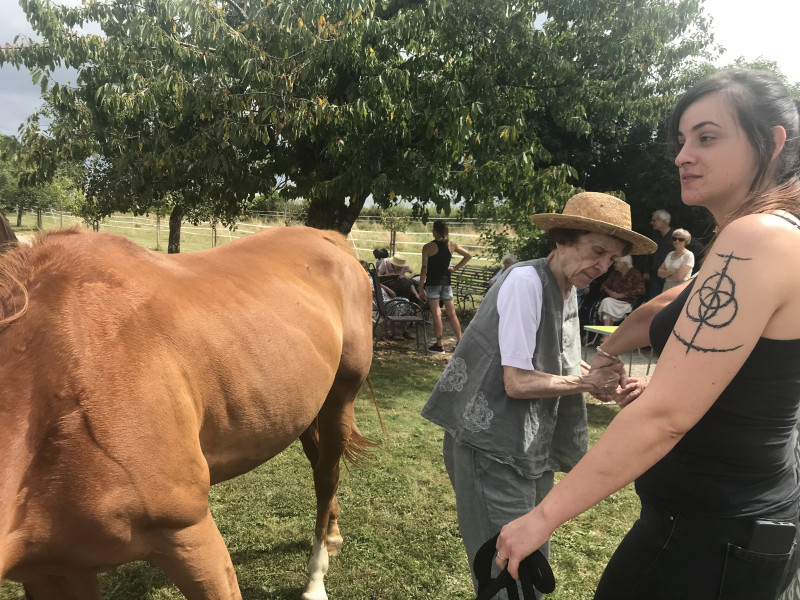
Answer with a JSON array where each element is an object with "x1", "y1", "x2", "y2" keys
[
  {"x1": 598, "y1": 255, "x2": 645, "y2": 326},
  {"x1": 361, "y1": 260, "x2": 416, "y2": 340},
  {"x1": 378, "y1": 255, "x2": 421, "y2": 306}
]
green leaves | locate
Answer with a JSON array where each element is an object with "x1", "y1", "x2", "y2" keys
[{"x1": 5, "y1": 0, "x2": 718, "y2": 236}]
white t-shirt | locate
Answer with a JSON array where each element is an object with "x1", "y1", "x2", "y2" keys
[
  {"x1": 497, "y1": 266, "x2": 570, "y2": 371},
  {"x1": 663, "y1": 250, "x2": 695, "y2": 281}
]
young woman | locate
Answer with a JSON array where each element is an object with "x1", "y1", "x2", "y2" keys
[
  {"x1": 495, "y1": 70, "x2": 800, "y2": 600},
  {"x1": 418, "y1": 220, "x2": 472, "y2": 353},
  {"x1": 657, "y1": 227, "x2": 695, "y2": 291}
]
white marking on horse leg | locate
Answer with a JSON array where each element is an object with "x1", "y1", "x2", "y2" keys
[{"x1": 301, "y1": 536, "x2": 329, "y2": 600}]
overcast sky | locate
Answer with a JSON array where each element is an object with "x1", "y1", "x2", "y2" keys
[{"x1": 1, "y1": 0, "x2": 799, "y2": 137}]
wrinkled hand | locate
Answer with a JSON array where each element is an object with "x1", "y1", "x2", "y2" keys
[
  {"x1": 584, "y1": 364, "x2": 622, "y2": 396},
  {"x1": 613, "y1": 375, "x2": 651, "y2": 408},
  {"x1": 590, "y1": 352, "x2": 628, "y2": 388},
  {"x1": 495, "y1": 509, "x2": 553, "y2": 580}
]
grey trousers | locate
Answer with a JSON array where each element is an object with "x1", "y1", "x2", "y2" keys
[{"x1": 443, "y1": 432, "x2": 554, "y2": 600}]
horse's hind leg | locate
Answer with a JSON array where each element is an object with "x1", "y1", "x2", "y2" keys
[
  {"x1": 149, "y1": 510, "x2": 241, "y2": 600},
  {"x1": 301, "y1": 374, "x2": 365, "y2": 600},
  {"x1": 299, "y1": 421, "x2": 343, "y2": 554}
]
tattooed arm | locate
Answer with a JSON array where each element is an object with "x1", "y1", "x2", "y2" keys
[{"x1": 495, "y1": 214, "x2": 800, "y2": 578}]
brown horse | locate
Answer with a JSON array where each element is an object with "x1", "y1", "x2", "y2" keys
[{"x1": 0, "y1": 226, "x2": 374, "y2": 600}]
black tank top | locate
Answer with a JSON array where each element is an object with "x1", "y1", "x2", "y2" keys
[
  {"x1": 426, "y1": 240, "x2": 452, "y2": 286},
  {"x1": 639, "y1": 236, "x2": 800, "y2": 517}
]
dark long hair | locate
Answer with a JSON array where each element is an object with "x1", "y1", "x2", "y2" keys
[
  {"x1": 433, "y1": 220, "x2": 449, "y2": 241},
  {"x1": 668, "y1": 70, "x2": 800, "y2": 225}
]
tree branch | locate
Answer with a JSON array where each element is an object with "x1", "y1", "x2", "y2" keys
[
  {"x1": 375, "y1": 0, "x2": 427, "y2": 20},
  {"x1": 224, "y1": 0, "x2": 248, "y2": 22}
]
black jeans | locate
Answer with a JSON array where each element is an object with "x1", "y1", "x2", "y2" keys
[{"x1": 594, "y1": 498, "x2": 799, "y2": 600}]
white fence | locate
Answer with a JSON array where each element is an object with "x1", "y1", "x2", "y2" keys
[{"x1": 18, "y1": 210, "x2": 496, "y2": 262}]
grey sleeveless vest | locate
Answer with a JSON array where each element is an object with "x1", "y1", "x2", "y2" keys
[{"x1": 421, "y1": 258, "x2": 587, "y2": 478}]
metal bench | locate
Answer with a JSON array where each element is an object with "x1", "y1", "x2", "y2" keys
[{"x1": 451, "y1": 264, "x2": 499, "y2": 315}]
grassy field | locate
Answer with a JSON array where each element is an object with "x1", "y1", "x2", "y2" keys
[{"x1": 0, "y1": 348, "x2": 637, "y2": 600}]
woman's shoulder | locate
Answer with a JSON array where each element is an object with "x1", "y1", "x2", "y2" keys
[{"x1": 721, "y1": 213, "x2": 800, "y2": 248}]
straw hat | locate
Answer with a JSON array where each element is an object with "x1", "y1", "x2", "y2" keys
[
  {"x1": 530, "y1": 192, "x2": 656, "y2": 255},
  {"x1": 389, "y1": 255, "x2": 408, "y2": 267}
]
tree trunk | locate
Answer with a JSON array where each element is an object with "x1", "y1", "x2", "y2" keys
[
  {"x1": 168, "y1": 205, "x2": 183, "y2": 254},
  {"x1": 304, "y1": 194, "x2": 366, "y2": 234},
  {"x1": 16, "y1": 206, "x2": 23, "y2": 227}
]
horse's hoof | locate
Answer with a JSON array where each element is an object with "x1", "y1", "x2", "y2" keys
[{"x1": 301, "y1": 585, "x2": 328, "y2": 600}]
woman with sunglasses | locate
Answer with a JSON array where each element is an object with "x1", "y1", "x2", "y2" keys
[
  {"x1": 495, "y1": 69, "x2": 800, "y2": 600},
  {"x1": 656, "y1": 228, "x2": 695, "y2": 292}
]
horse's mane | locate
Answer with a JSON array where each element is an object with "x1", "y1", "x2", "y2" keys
[{"x1": 0, "y1": 229, "x2": 85, "y2": 326}]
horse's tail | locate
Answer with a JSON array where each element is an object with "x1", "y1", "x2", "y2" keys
[{"x1": 342, "y1": 376, "x2": 384, "y2": 464}]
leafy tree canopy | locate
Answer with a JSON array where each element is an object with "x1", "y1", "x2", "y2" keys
[{"x1": 3, "y1": 0, "x2": 713, "y2": 238}]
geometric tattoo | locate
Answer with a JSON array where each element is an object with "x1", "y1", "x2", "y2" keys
[{"x1": 672, "y1": 252, "x2": 751, "y2": 354}]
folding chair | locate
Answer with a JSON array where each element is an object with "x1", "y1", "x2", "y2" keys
[{"x1": 370, "y1": 267, "x2": 428, "y2": 352}]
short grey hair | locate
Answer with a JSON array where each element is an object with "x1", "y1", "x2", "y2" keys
[
  {"x1": 616, "y1": 255, "x2": 633, "y2": 267},
  {"x1": 652, "y1": 209, "x2": 671, "y2": 224},
  {"x1": 501, "y1": 253, "x2": 518, "y2": 267}
]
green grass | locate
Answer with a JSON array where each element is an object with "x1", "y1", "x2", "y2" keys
[{"x1": 0, "y1": 350, "x2": 637, "y2": 600}]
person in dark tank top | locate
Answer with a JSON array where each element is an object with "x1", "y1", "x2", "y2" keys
[
  {"x1": 494, "y1": 70, "x2": 800, "y2": 600},
  {"x1": 418, "y1": 220, "x2": 472, "y2": 353}
]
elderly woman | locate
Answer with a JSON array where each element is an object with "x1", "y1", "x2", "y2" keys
[
  {"x1": 597, "y1": 255, "x2": 645, "y2": 326},
  {"x1": 657, "y1": 227, "x2": 694, "y2": 291},
  {"x1": 377, "y1": 254, "x2": 421, "y2": 306},
  {"x1": 496, "y1": 70, "x2": 800, "y2": 600},
  {"x1": 421, "y1": 192, "x2": 655, "y2": 598},
  {"x1": 378, "y1": 254, "x2": 414, "y2": 278}
]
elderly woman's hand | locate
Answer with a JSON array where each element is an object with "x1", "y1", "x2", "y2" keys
[
  {"x1": 590, "y1": 352, "x2": 628, "y2": 388},
  {"x1": 584, "y1": 365, "x2": 622, "y2": 396}
]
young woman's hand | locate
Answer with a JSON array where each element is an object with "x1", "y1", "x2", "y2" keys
[
  {"x1": 495, "y1": 507, "x2": 554, "y2": 580},
  {"x1": 614, "y1": 376, "x2": 651, "y2": 408}
]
